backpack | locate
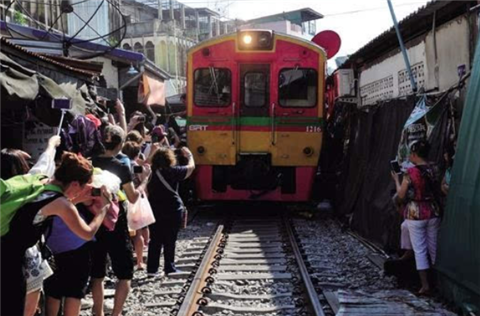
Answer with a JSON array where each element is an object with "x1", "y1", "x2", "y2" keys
[
  {"x1": 60, "y1": 115, "x2": 104, "y2": 158},
  {"x1": 417, "y1": 165, "x2": 444, "y2": 217},
  {"x1": 0, "y1": 174, "x2": 63, "y2": 237}
]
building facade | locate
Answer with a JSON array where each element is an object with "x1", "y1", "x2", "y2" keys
[
  {"x1": 239, "y1": 8, "x2": 323, "y2": 40},
  {"x1": 120, "y1": 0, "x2": 236, "y2": 96}
]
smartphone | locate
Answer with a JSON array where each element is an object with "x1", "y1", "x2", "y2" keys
[
  {"x1": 137, "y1": 116, "x2": 146, "y2": 123},
  {"x1": 51, "y1": 98, "x2": 72, "y2": 110},
  {"x1": 106, "y1": 100, "x2": 116, "y2": 112},
  {"x1": 390, "y1": 160, "x2": 401, "y2": 174},
  {"x1": 151, "y1": 134, "x2": 159, "y2": 143},
  {"x1": 133, "y1": 165, "x2": 143, "y2": 174},
  {"x1": 91, "y1": 188, "x2": 102, "y2": 197}
]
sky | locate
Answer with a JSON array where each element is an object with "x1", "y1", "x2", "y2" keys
[{"x1": 185, "y1": 0, "x2": 431, "y2": 65}]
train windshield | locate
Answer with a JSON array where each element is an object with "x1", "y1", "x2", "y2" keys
[
  {"x1": 194, "y1": 68, "x2": 231, "y2": 107},
  {"x1": 244, "y1": 72, "x2": 267, "y2": 107},
  {"x1": 278, "y1": 68, "x2": 317, "y2": 107}
]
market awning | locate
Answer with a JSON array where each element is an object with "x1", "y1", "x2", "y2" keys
[
  {"x1": 1, "y1": 51, "x2": 91, "y2": 124},
  {"x1": 0, "y1": 52, "x2": 39, "y2": 106}
]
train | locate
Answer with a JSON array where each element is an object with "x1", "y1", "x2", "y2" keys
[{"x1": 186, "y1": 30, "x2": 330, "y2": 201}]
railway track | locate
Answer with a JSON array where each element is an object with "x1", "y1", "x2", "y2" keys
[{"x1": 175, "y1": 215, "x2": 329, "y2": 316}]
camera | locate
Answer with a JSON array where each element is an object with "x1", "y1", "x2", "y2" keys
[
  {"x1": 133, "y1": 165, "x2": 143, "y2": 174},
  {"x1": 91, "y1": 188, "x2": 102, "y2": 197},
  {"x1": 137, "y1": 116, "x2": 146, "y2": 123}
]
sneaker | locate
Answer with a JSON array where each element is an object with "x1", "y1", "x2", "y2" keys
[
  {"x1": 165, "y1": 268, "x2": 183, "y2": 276},
  {"x1": 147, "y1": 271, "x2": 164, "y2": 278}
]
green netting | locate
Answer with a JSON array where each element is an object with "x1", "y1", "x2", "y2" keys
[{"x1": 435, "y1": 37, "x2": 480, "y2": 313}]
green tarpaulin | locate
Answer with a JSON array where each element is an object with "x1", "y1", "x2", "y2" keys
[{"x1": 436, "y1": 37, "x2": 480, "y2": 313}]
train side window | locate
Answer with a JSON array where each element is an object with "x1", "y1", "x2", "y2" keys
[
  {"x1": 278, "y1": 68, "x2": 317, "y2": 107},
  {"x1": 194, "y1": 68, "x2": 231, "y2": 107},
  {"x1": 244, "y1": 72, "x2": 266, "y2": 107}
]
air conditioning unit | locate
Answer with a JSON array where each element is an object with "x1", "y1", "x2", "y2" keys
[{"x1": 334, "y1": 69, "x2": 355, "y2": 97}]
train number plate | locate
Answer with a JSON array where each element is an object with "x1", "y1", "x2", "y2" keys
[
  {"x1": 189, "y1": 125, "x2": 208, "y2": 131},
  {"x1": 306, "y1": 126, "x2": 322, "y2": 133}
]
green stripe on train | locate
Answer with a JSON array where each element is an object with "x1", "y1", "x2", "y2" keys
[{"x1": 187, "y1": 117, "x2": 323, "y2": 126}]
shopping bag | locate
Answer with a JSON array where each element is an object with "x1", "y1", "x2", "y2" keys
[{"x1": 127, "y1": 193, "x2": 156, "y2": 230}]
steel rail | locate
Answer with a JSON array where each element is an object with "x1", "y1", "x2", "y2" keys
[
  {"x1": 284, "y1": 218, "x2": 326, "y2": 316},
  {"x1": 177, "y1": 225, "x2": 224, "y2": 316}
]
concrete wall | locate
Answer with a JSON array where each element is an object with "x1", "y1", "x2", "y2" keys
[
  {"x1": 358, "y1": 15, "x2": 471, "y2": 107},
  {"x1": 424, "y1": 16, "x2": 470, "y2": 91},
  {"x1": 359, "y1": 43, "x2": 426, "y2": 106},
  {"x1": 92, "y1": 57, "x2": 119, "y2": 90}
]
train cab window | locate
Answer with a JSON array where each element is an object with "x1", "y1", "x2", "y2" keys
[
  {"x1": 278, "y1": 68, "x2": 317, "y2": 107},
  {"x1": 194, "y1": 68, "x2": 231, "y2": 107},
  {"x1": 244, "y1": 72, "x2": 267, "y2": 107}
]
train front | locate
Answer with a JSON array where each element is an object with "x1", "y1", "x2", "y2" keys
[{"x1": 187, "y1": 30, "x2": 326, "y2": 201}]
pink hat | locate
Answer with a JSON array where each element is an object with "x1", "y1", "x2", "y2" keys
[
  {"x1": 152, "y1": 125, "x2": 168, "y2": 136},
  {"x1": 151, "y1": 125, "x2": 168, "y2": 140}
]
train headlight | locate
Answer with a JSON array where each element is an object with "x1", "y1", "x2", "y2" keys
[
  {"x1": 238, "y1": 30, "x2": 273, "y2": 51},
  {"x1": 243, "y1": 34, "x2": 253, "y2": 45},
  {"x1": 197, "y1": 146, "x2": 206, "y2": 154},
  {"x1": 303, "y1": 147, "x2": 314, "y2": 157}
]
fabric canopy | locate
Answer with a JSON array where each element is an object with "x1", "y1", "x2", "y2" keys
[
  {"x1": 0, "y1": 52, "x2": 39, "y2": 106},
  {"x1": 436, "y1": 38, "x2": 480, "y2": 311},
  {"x1": 1, "y1": 51, "x2": 90, "y2": 124},
  {"x1": 138, "y1": 73, "x2": 165, "y2": 107}
]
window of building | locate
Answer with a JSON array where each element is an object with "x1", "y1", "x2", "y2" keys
[
  {"x1": 244, "y1": 72, "x2": 266, "y2": 107},
  {"x1": 194, "y1": 68, "x2": 231, "y2": 107},
  {"x1": 145, "y1": 41, "x2": 155, "y2": 62},
  {"x1": 123, "y1": 43, "x2": 131, "y2": 50},
  {"x1": 279, "y1": 68, "x2": 317, "y2": 107},
  {"x1": 308, "y1": 20, "x2": 316, "y2": 35},
  {"x1": 134, "y1": 42, "x2": 144, "y2": 54}
]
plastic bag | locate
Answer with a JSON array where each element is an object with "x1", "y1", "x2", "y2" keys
[
  {"x1": 127, "y1": 192, "x2": 155, "y2": 230},
  {"x1": 91, "y1": 169, "x2": 120, "y2": 194},
  {"x1": 91, "y1": 169, "x2": 121, "y2": 231}
]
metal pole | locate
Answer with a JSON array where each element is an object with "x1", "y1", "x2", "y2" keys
[
  {"x1": 57, "y1": 110, "x2": 66, "y2": 136},
  {"x1": 386, "y1": 0, "x2": 417, "y2": 93}
]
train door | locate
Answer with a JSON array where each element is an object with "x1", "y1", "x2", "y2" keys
[{"x1": 237, "y1": 64, "x2": 271, "y2": 154}]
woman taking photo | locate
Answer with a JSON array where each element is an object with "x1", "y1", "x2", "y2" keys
[
  {"x1": 391, "y1": 140, "x2": 441, "y2": 295},
  {"x1": 1, "y1": 152, "x2": 110, "y2": 316},
  {"x1": 147, "y1": 146, "x2": 195, "y2": 277}
]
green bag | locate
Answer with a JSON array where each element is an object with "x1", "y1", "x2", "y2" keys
[{"x1": 0, "y1": 174, "x2": 63, "y2": 237}]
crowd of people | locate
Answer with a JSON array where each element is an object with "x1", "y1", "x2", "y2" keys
[
  {"x1": 0, "y1": 100, "x2": 194, "y2": 316},
  {"x1": 391, "y1": 139, "x2": 454, "y2": 295}
]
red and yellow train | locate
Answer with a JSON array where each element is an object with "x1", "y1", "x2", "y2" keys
[{"x1": 186, "y1": 30, "x2": 328, "y2": 201}]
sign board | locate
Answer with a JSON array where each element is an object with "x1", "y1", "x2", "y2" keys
[{"x1": 23, "y1": 121, "x2": 57, "y2": 160}]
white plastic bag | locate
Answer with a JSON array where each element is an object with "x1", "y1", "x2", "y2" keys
[
  {"x1": 91, "y1": 169, "x2": 120, "y2": 194},
  {"x1": 127, "y1": 192, "x2": 155, "y2": 230}
]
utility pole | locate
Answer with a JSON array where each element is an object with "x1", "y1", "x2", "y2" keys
[
  {"x1": 386, "y1": 0, "x2": 417, "y2": 93},
  {"x1": 158, "y1": 0, "x2": 163, "y2": 22}
]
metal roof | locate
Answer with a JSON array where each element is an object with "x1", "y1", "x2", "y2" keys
[
  {"x1": 340, "y1": 0, "x2": 476, "y2": 69},
  {"x1": 247, "y1": 8, "x2": 323, "y2": 25},
  {"x1": 0, "y1": 37, "x2": 100, "y2": 78}
]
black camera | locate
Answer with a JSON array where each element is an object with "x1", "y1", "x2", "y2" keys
[
  {"x1": 133, "y1": 165, "x2": 143, "y2": 174},
  {"x1": 91, "y1": 188, "x2": 102, "y2": 197}
]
